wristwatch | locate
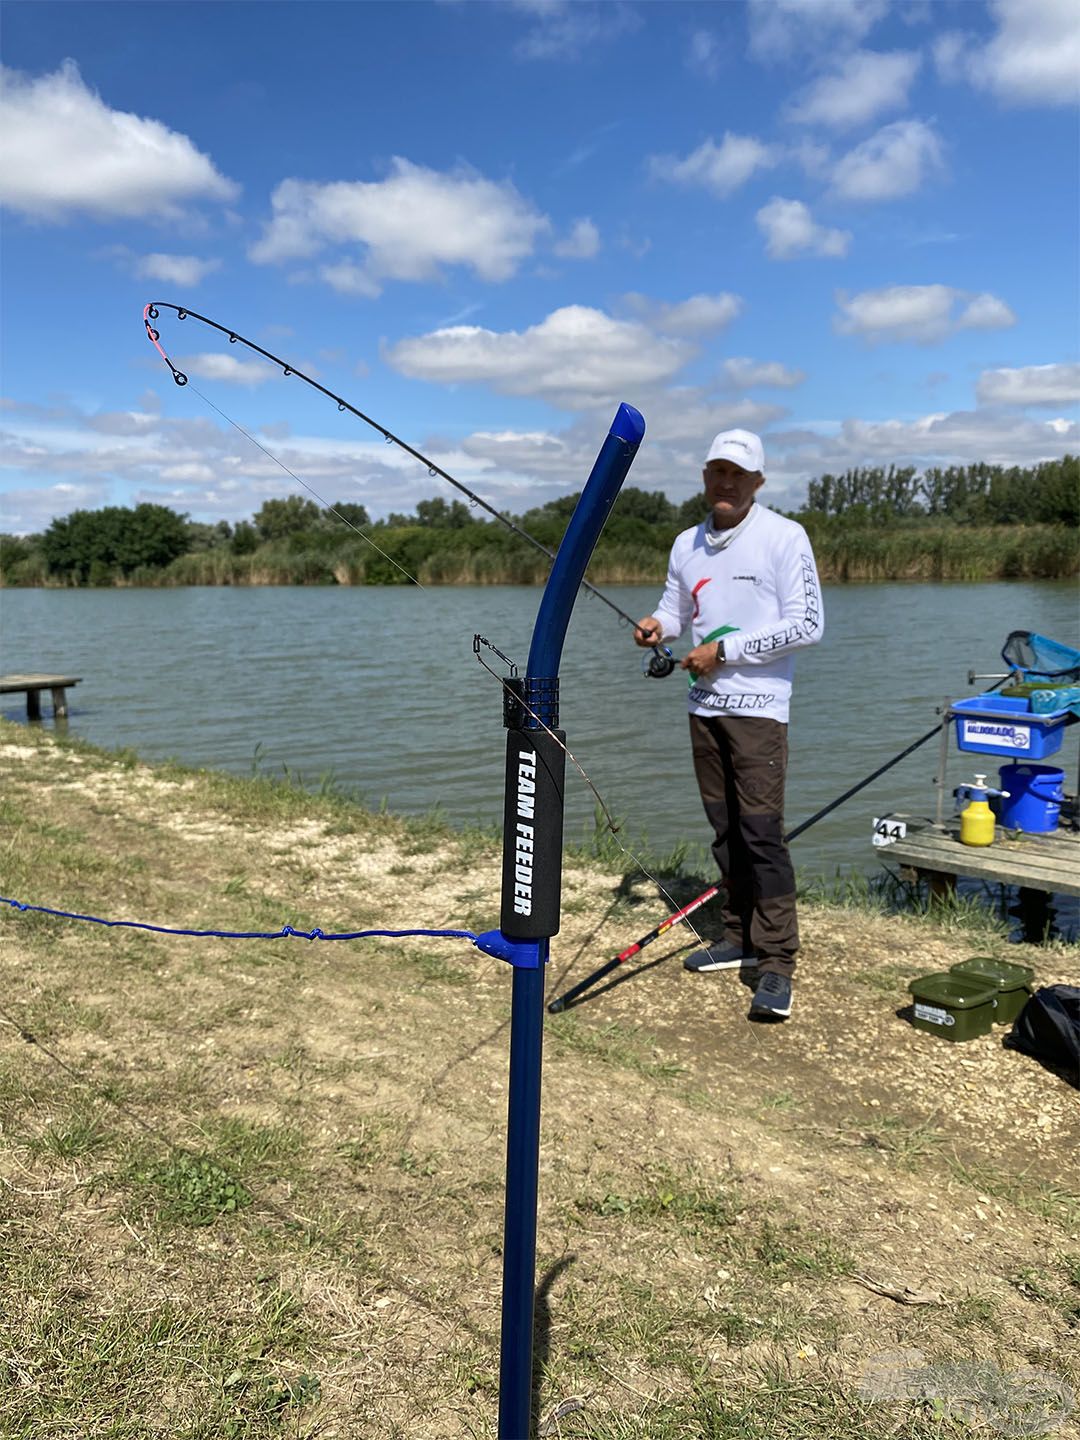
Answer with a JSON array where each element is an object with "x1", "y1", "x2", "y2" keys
[{"x1": 715, "y1": 639, "x2": 726, "y2": 665}]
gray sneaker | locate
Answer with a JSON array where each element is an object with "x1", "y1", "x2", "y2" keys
[
  {"x1": 683, "y1": 943, "x2": 757, "y2": 973},
  {"x1": 748, "y1": 972, "x2": 793, "y2": 1020}
]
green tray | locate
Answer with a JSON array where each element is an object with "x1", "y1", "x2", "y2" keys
[
  {"x1": 909, "y1": 971, "x2": 997, "y2": 1042},
  {"x1": 949, "y1": 957, "x2": 1035, "y2": 1025}
]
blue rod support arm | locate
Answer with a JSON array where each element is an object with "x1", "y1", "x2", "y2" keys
[{"x1": 527, "y1": 403, "x2": 646, "y2": 684}]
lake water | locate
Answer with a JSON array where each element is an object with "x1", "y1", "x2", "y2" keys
[{"x1": 2, "y1": 581, "x2": 1078, "y2": 929}]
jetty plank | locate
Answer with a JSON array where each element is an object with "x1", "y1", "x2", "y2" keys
[{"x1": 0, "y1": 673, "x2": 82, "y2": 720}]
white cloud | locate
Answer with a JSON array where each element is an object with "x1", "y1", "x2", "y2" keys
[
  {"x1": 250, "y1": 159, "x2": 549, "y2": 289},
  {"x1": 553, "y1": 218, "x2": 600, "y2": 259},
  {"x1": 383, "y1": 305, "x2": 696, "y2": 409},
  {"x1": 649, "y1": 133, "x2": 779, "y2": 196},
  {"x1": 625, "y1": 394, "x2": 791, "y2": 454},
  {"x1": 2, "y1": 380, "x2": 1074, "y2": 536},
  {"x1": 786, "y1": 49, "x2": 921, "y2": 130},
  {"x1": 318, "y1": 261, "x2": 382, "y2": 299},
  {"x1": 957, "y1": 293, "x2": 1017, "y2": 331},
  {"x1": 135, "y1": 254, "x2": 222, "y2": 287},
  {"x1": 0, "y1": 401, "x2": 448, "y2": 532},
  {"x1": 624, "y1": 292, "x2": 743, "y2": 337},
  {"x1": 157, "y1": 461, "x2": 217, "y2": 485},
  {"x1": 790, "y1": 138, "x2": 833, "y2": 179},
  {"x1": 686, "y1": 29, "x2": 722, "y2": 77},
  {"x1": 178, "y1": 353, "x2": 278, "y2": 385},
  {"x1": 932, "y1": 31, "x2": 969, "y2": 84},
  {"x1": 748, "y1": 0, "x2": 889, "y2": 62},
  {"x1": 0, "y1": 481, "x2": 109, "y2": 533},
  {"x1": 831, "y1": 118, "x2": 943, "y2": 200},
  {"x1": 773, "y1": 410, "x2": 1078, "y2": 480},
  {"x1": 0, "y1": 60, "x2": 237, "y2": 221},
  {"x1": 937, "y1": 0, "x2": 1080, "y2": 107},
  {"x1": 756, "y1": 197, "x2": 852, "y2": 259},
  {"x1": 510, "y1": 0, "x2": 641, "y2": 61},
  {"x1": 834, "y1": 284, "x2": 1017, "y2": 343},
  {"x1": 458, "y1": 394, "x2": 790, "y2": 494},
  {"x1": 977, "y1": 362, "x2": 1080, "y2": 406},
  {"x1": 722, "y1": 358, "x2": 807, "y2": 389}
]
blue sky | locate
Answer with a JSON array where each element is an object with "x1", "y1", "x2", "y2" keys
[{"x1": 1, "y1": 0, "x2": 1078, "y2": 534}]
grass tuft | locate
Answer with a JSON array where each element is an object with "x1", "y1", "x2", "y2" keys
[{"x1": 129, "y1": 1151, "x2": 252, "y2": 1226}]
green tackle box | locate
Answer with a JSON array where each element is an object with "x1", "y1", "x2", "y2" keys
[
  {"x1": 948, "y1": 956, "x2": 1035, "y2": 1026},
  {"x1": 908, "y1": 972, "x2": 998, "y2": 1042}
]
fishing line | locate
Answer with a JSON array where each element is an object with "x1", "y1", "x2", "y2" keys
[
  {"x1": 143, "y1": 302, "x2": 664, "y2": 648},
  {"x1": 186, "y1": 381, "x2": 424, "y2": 589}
]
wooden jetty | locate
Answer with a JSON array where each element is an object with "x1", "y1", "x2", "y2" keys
[
  {"x1": 0, "y1": 673, "x2": 82, "y2": 720},
  {"x1": 873, "y1": 813, "x2": 1079, "y2": 940}
]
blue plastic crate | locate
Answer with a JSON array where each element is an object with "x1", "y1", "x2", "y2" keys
[{"x1": 951, "y1": 694, "x2": 1067, "y2": 759}]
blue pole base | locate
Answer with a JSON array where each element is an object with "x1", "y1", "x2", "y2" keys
[{"x1": 498, "y1": 959, "x2": 547, "y2": 1440}]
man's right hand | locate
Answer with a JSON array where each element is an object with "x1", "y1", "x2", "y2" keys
[{"x1": 634, "y1": 616, "x2": 663, "y2": 648}]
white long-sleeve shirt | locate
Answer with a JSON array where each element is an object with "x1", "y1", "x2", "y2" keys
[{"x1": 652, "y1": 503, "x2": 824, "y2": 723}]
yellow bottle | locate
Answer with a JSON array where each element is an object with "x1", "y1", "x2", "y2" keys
[{"x1": 959, "y1": 774, "x2": 1008, "y2": 847}]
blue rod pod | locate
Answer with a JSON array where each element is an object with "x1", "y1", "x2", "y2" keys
[{"x1": 495, "y1": 403, "x2": 644, "y2": 1440}]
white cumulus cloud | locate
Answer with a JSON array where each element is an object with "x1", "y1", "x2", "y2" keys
[
  {"x1": 977, "y1": 362, "x2": 1080, "y2": 406},
  {"x1": 383, "y1": 305, "x2": 696, "y2": 409},
  {"x1": 510, "y1": 0, "x2": 641, "y2": 62},
  {"x1": 178, "y1": 354, "x2": 278, "y2": 385},
  {"x1": 787, "y1": 49, "x2": 921, "y2": 130},
  {"x1": 834, "y1": 284, "x2": 1017, "y2": 343},
  {"x1": 748, "y1": 0, "x2": 889, "y2": 62},
  {"x1": 0, "y1": 60, "x2": 238, "y2": 221},
  {"x1": 722, "y1": 358, "x2": 807, "y2": 389},
  {"x1": 649, "y1": 133, "x2": 779, "y2": 196},
  {"x1": 957, "y1": 293, "x2": 1017, "y2": 331},
  {"x1": 318, "y1": 261, "x2": 382, "y2": 299},
  {"x1": 756, "y1": 198, "x2": 851, "y2": 259},
  {"x1": 686, "y1": 29, "x2": 722, "y2": 77},
  {"x1": 935, "y1": 0, "x2": 1080, "y2": 107},
  {"x1": 135, "y1": 254, "x2": 222, "y2": 287},
  {"x1": 553, "y1": 218, "x2": 600, "y2": 259},
  {"x1": 623, "y1": 293, "x2": 743, "y2": 337},
  {"x1": 831, "y1": 118, "x2": 944, "y2": 200},
  {"x1": 250, "y1": 159, "x2": 549, "y2": 290}
]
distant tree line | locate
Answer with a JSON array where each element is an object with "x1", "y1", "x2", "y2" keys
[
  {"x1": 1, "y1": 456, "x2": 1075, "y2": 587},
  {"x1": 801, "y1": 456, "x2": 1078, "y2": 527}
]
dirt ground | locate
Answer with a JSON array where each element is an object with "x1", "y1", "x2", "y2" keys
[{"x1": 1, "y1": 722, "x2": 1077, "y2": 1439}]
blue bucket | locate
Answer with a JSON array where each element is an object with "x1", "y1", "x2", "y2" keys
[{"x1": 997, "y1": 763, "x2": 1065, "y2": 833}]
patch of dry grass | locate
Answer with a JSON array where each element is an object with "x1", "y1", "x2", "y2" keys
[{"x1": 1, "y1": 722, "x2": 1077, "y2": 1439}]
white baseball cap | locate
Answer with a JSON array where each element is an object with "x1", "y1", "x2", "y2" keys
[{"x1": 705, "y1": 428, "x2": 765, "y2": 474}]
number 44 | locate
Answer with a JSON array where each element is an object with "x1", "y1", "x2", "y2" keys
[{"x1": 872, "y1": 817, "x2": 907, "y2": 847}]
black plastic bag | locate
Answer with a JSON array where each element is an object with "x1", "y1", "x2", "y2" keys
[{"x1": 1003, "y1": 986, "x2": 1080, "y2": 1088}]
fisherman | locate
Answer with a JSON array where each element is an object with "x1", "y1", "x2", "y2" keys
[{"x1": 634, "y1": 429, "x2": 823, "y2": 1021}]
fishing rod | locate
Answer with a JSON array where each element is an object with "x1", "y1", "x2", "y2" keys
[
  {"x1": 547, "y1": 676, "x2": 1013, "y2": 1013},
  {"x1": 143, "y1": 303, "x2": 676, "y2": 673}
]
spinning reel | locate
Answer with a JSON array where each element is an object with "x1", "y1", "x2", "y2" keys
[{"x1": 642, "y1": 645, "x2": 677, "y2": 678}]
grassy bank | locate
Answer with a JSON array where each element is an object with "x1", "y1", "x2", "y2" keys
[{"x1": 1, "y1": 723, "x2": 1078, "y2": 1438}]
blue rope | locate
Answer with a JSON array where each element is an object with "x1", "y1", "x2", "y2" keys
[{"x1": 0, "y1": 896, "x2": 478, "y2": 945}]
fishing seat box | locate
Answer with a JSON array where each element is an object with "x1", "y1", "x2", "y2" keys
[
  {"x1": 951, "y1": 694, "x2": 1068, "y2": 760},
  {"x1": 908, "y1": 971, "x2": 997, "y2": 1042},
  {"x1": 949, "y1": 957, "x2": 1035, "y2": 1026}
]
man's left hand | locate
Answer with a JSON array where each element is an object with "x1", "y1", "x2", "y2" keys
[{"x1": 681, "y1": 640, "x2": 722, "y2": 675}]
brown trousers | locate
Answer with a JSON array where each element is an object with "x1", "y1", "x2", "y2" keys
[{"x1": 689, "y1": 713, "x2": 799, "y2": 978}]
